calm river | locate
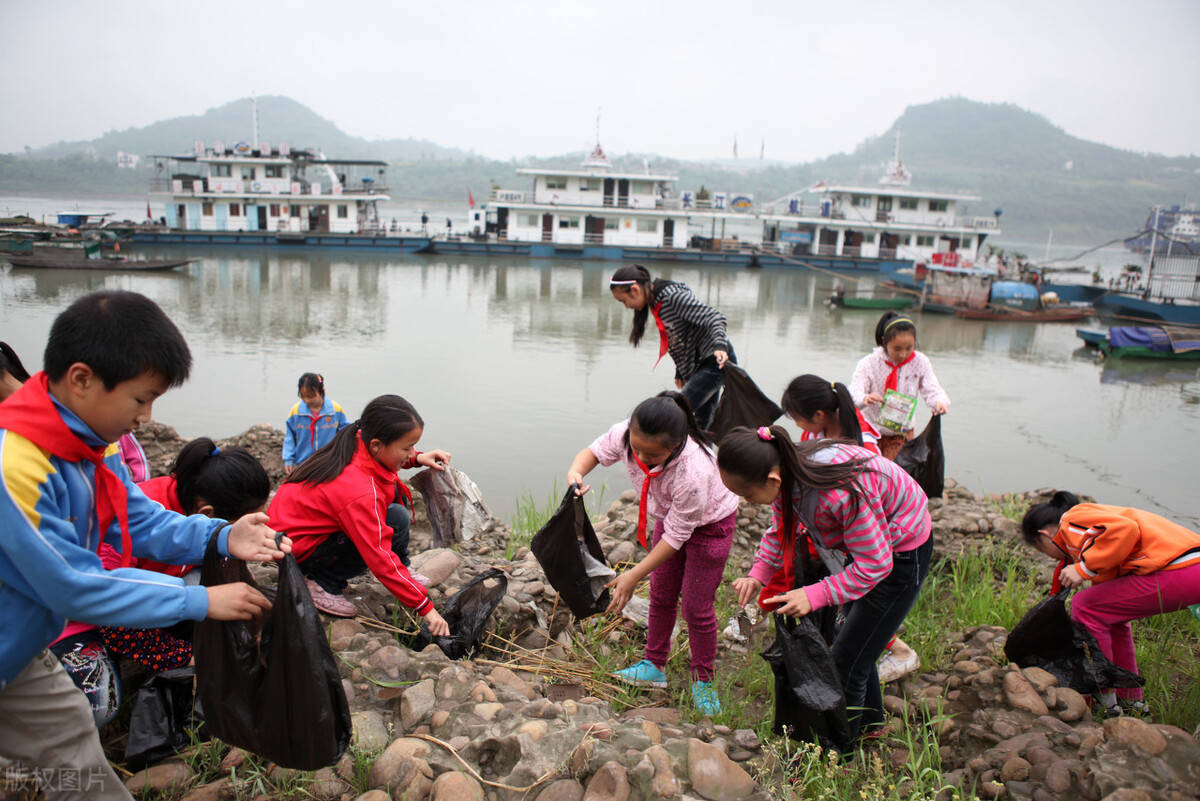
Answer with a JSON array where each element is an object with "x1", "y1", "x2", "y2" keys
[{"x1": 2, "y1": 247, "x2": 1198, "y2": 528}]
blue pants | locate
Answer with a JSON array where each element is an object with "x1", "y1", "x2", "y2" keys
[
  {"x1": 299, "y1": 504, "x2": 412, "y2": 594},
  {"x1": 832, "y1": 536, "x2": 932, "y2": 740}
]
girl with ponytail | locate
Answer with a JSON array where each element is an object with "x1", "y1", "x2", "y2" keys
[
  {"x1": 566, "y1": 391, "x2": 739, "y2": 715},
  {"x1": 283, "y1": 372, "x2": 349, "y2": 474},
  {"x1": 609, "y1": 264, "x2": 735, "y2": 430},
  {"x1": 781, "y1": 374, "x2": 879, "y2": 454},
  {"x1": 268, "y1": 395, "x2": 452, "y2": 630},
  {"x1": 1021, "y1": 491, "x2": 1200, "y2": 717},
  {"x1": 717, "y1": 426, "x2": 933, "y2": 744}
]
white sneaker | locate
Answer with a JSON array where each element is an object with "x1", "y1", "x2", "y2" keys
[{"x1": 878, "y1": 647, "x2": 920, "y2": 683}]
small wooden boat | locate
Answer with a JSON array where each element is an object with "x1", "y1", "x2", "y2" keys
[
  {"x1": 829, "y1": 295, "x2": 913, "y2": 310},
  {"x1": 4, "y1": 252, "x2": 194, "y2": 271},
  {"x1": 955, "y1": 306, "x2": 1093, "y2": 322}
]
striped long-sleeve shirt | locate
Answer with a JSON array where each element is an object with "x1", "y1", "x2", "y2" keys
[
  {"x1": 747, "y1": 443, "x2": 931, "y2": 611},
  {"x1": 652, "y1": 280, "x2": 732, "y2": 381}
]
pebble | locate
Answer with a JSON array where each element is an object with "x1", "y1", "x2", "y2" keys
[
  {"x1": 124, "y1": 762, "x2": 193, "y2": 793},
  {"x1": 430, "y1": 771, "x2": 484, "y2": 801}
]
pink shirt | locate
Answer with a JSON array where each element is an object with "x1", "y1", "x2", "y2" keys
[
  {"x1": 849, "y1": 347, "x2": 950, "y2": 430},
  {"x1": 589, "y1": 420, "x2": 739, "y2": 549},
  {"x1": 748, "y1": 443, "x2": 931, "y2": 611}
]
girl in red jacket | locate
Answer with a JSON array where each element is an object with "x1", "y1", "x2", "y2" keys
[
  {"x1": 268, "y1": 394, "x2": 450, "y2": 633},
  {"x1": 1022, "y1": 491, "x2": 1200, "y2": 716}
]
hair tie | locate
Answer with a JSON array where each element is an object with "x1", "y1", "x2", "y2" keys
[
  {"x1": 757, "y1": 426, "x2": 773, "y2": 441},
  {"x1": 609, "y1": 278, "x2": 638, "y2": 286},
  {"x1": 830, "y1": 381, "x2": 837, "y2": 391},
  {"x1": 883, "y1": 317, "x2": 915, "y2": 333},
  {"x1": 210, "y1": 446, "x2": 221, "y2": 455}
]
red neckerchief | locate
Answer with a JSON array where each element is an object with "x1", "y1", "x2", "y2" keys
[
  {"x1": 306, "y1": 405, "x2": 323, "y2": 450},
  {"x1": 1050, "y1": 559, "x2": 1066, "y2": 595},
  {"x1": 0, "y1": 372, "x2": 132, "y2": 567},
  {"x1": 885, "y1": 352, "x2": 916, "y2": 392},
  {"x1": 631, "y1": 450, "x2": 664, "y2": 549},
  {"x1": 352, "y1": 433, "x2": 413, "y2": 509},
  {"x1": 650, "y1": 302, "x2": 670, "y2": 370}
]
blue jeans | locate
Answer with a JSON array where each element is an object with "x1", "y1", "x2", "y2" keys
[
  {"x1": 299, "y1": 504, "x2": 412, "y2": 594},
  {"x1": 682, "y1": 350, "x2": 735, "y2": 431},
  {"x1": 832, "y1": 536, "x2": 932, "y2": 740}
]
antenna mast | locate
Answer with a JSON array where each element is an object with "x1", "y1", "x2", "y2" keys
[{"x1": 252, "y1": 94, "x2": 260, "y2": 150}]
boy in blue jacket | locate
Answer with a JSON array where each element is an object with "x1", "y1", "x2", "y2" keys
[{"x1": 0, "y1": 290, "x2": 291, "y2": 800}]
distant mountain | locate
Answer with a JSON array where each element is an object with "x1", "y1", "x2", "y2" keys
[
  {"x1": 4, "y1": 96, "x2": 1198, "y2": 245},
  {"x1": 28, "y1": 96, "x2": 471, "y2": 162}
]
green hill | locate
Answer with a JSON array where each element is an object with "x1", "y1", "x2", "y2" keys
[{"x1": 3, "y1": 96, "x2": 1197, "y2": 244}]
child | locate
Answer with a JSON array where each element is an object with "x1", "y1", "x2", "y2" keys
[
  {"x1": 566, "y1": 391, "x2": 739, "y2": 715},
  {"x1": 283, "y1": 372, "x2": 349, "y2": 474},
  {"x1": 609, "y1": 264, "x2": 735, "y2": 431},
  {"x1": 1021, "y1": 491, "x2": 1200, "y2": 717},
  {"x1": 268, "y1": 394, "x2": 450, "y2": 628},
  {"x1": 718, "y1": 426, "x2": 933, "y2": 743},
  {"x1": 1, "y1": 341, "x2": 148, "y2": 481},
  {"x1": 0, "y1": 290, "x2": 289, "y2": 799},
  {"x1": 849, "y1": 312, "x2": 949, "y2": 460}
]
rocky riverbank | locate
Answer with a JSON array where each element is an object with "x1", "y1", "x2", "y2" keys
[{"x1": 106, "y1": 424, "x2": 1200, "y2": 801}]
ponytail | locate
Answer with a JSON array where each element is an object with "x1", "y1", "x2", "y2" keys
[
  {"x1": 780, "y1": 374, "x2": 864, "y2": 447},
  {"x1": 171, "y1": 437, "x2": 270, "y2": 519},
  {"x1": 298, "y1": 371, "x2": 326, "y2": 397},
  {"x1": 626, "y1": 391, "x2": 712, "y2": 465},
  {"x1": 610, "y1": 264, "x2": 654, "y2": 347},
  {"x1": 287, "y1": 394, "x2": 423, "y2": 486},
  {"x1": 1020, "y1": 490, "x2": 1081, "y2": 544},
  {"x1": 717, "y1": 426, "x2": 870, "y2": 550},
  {"x1": 0, "y1": 342, "x2": 30, "y2": 383}
]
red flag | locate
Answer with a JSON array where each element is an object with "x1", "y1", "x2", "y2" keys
[
  {"x1": 468, "y1": 190, "x2": 475, "y2": 208},
  {"x1": 146, "y1": 201, "x2": 152, "y2": 220}
]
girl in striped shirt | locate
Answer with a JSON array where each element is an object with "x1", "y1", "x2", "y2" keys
[
  {"x1": 609, "y1": 264, "x2": 734, "y2": 430},
  {"x1": 717, "y1": 425, "x2": 933, "y2": 742}
]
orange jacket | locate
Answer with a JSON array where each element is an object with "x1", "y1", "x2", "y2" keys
[{"x1": 1053, "y1": 503, "x2": 1200, "y2": 584}]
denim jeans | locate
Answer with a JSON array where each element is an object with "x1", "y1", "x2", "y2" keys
[
  {"x1": 831, "y1": 536, "x2": 932, "y2": 740},
  {"x1": 299, "y1": 504, "x2": 411, "y2": 594},
  {"x1": 682, "y1": 349, "x2": 735, "y2": 431}
]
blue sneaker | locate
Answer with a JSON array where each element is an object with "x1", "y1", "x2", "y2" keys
[
  {"x1": 613, "y1": 660, "x2": 668, "y2": 688},
  {"x1": 692, "y1": 681, "x2": 721, "y2": 716}
]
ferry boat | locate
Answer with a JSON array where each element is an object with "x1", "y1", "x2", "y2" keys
[
  {"x1": 1124, "y1": 205, "x2": 1200, "y2": 256},
  {"x1": 1097, "y1": 211, "x2": 1200, "y2": 325},
  {"x1": 134, "y1": 140, "x2": 432, "y2": 252},
  {"x1": 457, "y1": 136, "x2": 1002, "y2": 270}
]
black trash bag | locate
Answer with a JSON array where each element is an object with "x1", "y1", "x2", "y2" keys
[
  {"x1": 410, "y1": 467, "x2": 492, "y2": 548},
  {"x1": 707, "y1": 363, "x2": 783, "y2": 440},
  {"x1": 411, "y1": 567, "x2": 508, "y2": 659},
  {"x1": 124, "y1": 667, "x2": 205, "y2": 771},
  {"x1": 762, "y1": 613, "x2": 853, "y2": 753},
  {"x1": 193, "y1": 534, "x2": 351, "y2": 770},
  {"x1": 1004, "y1": 590, "x2": 1144, "y2": 696},
  {"x1": 895, "y1": 413, "x2": 945, "y2": 499},
  {"x1": 531, "y1": 488, "x2": 612, "y2": 619}
]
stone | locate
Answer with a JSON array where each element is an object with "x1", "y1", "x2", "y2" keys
[
  {"x1": 490, "y1": 665, "x2": 538, "y2": 699},
  {"x1": 731, "y1": 729, "x2": 760, "y2": 750},
  {"x1": 179, "y1": 779, "x2": 232, "y2": 801},
  {"x1": 1044, "y1": 760, "x2": 1074, "y2": 794},
  {"x1": 410, "y1": 548, "x2": 463, "y2": 585},
  {"x1": 646, "y1": 745, "x2": 680, "y2": 798},
  {"x1": 368, "y1": 645, "x2": 409, "y2": 680},
  {"x1": 1021, "y1": 667, "x2": 1058, "y2": 694},
  {"x1": 883, "y1": 695, "x2": 909, "y2": 717},
  {"x1": 219, "y1": 747, "x2": 249, "y2": 772},
  {"x1": 641, "y1": 720, "x2": 662, "y2": 744},
  {"x1": 1103, "y1": 716, "x2": 1167, "y2": 755},
  {"x1": 1054, "y1": 687, "x2": 1088, "y2": 722},
  {"x1": 475, "y1": 701, "x2": 505, "y2": 720},
  {"x1": 619, "y1": 707, "x2": 680, "y2": 725},
  {"x1": 583, "y1": 760, "x2": 631, "y2": 801},
  {"x1": 430, "y1": 771, "x2": 484, "y2": 801},
  {"x1": 352, "y1": 709, "x2": 391, "y2": 752},
  {"x1": 1099, "y1": 791, "x2": 1154, "y2": 801},
  {"x1": 124, "y1": 762, "x2": 193, "y2": 793},
  {"x1": 517, "y1": 720, "x2": 550, "y2": 741},
  {"x1": 309, "y1": 767, "x2": 350, "y2": 800},
  {"x1": 687, "y1": 738, "x2": 756, "y2": 801},
  {"x1": 354, "y1": 793, "x2": 391, "y2": 801},
  {"x1": 536, "y1": 779, "x2": 585, "y2": 801},
  {"x1": 431, "y1": 709, "x2": 450, "y2": 728},
  {"x1": 1003, "y1": 670, "x2": 1049, "y2": 716},
  {"x1": 330, "y1": 618, "x2": 365, "y2": 648},
  {"x1": 1000, "y1": 757, "x2": 1031, "y2": 782},
  {"x1": 400, "y1": 679, "x2": 437, "y2": 730}
]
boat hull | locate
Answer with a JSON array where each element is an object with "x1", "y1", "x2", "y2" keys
[
  {"x1": 1093, "y1": 293, "x2": 1200, "y2": 326},
  {"x1": 831, "y1": 297, "x2": 913, "y2": 310},
  {"x1": 5, "y1": 254, "x2": 194, "y2": 271},
  {"x1": 955, "y1": 307, "x2": 1093, "y2": 322}
]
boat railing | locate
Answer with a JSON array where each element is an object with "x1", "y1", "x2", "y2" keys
[
  {"x1": 965, "y1": 217, "x2": 999, "y2": 229},
  {"x1": 583, "y1": 232, "x2": 605, "y2": 244}
]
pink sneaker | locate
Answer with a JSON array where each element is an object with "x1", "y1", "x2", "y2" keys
[
  {"x1": 304, "y1": 579, "x2": 358, "y2": 617},
  {"x1": 411, "y1": 572, "x2": 433, "y2": 588}
]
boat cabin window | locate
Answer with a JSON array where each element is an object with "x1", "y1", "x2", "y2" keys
[
  {"x1": 899, "y1": 197, "x2": 918, "y2": 210},
  {"x1": 862, "y1": 232, "x2": 876, "y2": 243},
  {"x1": 336, "y1": 205, "x2": 348, "y2": 219},
  {"x1": 241, "y1": 167, "x2": 256, "y2": 180},
  {"x1": 269, "y1": 204, "x2": 281, "y2": 216},
  {"x1": 581, "y1": 179, "x2": 601, "y2": 192},
  {"x1": 211, "y1": 164, "x2": 232, "y2": 177},
  {"x1": 928, "y1": 200, "x2": 948, "y2": 212},
  {"x1": 522, "y1": 214, "x2": 539, "y2": 227},
  {"x1": 962, "y1": 237, "x2": 972, "y2": 248},
  {"x1": 202, "y1": 202, "x2": 214, "y2": 216},
  {"x1": 546, "y1": 177, "x2": 567, "y2": 190},
  {"x1": 916, "y1": 235, "x2": 934, "y2": 247},
  {"x1": 265, "y1": 165, "x2": 285, "y2": 178},
  {"x1": 604, "y1": 218, "x2": 619, "y2": 230},
  {"x1": 290, "y1": 205, "x2": 301, "y2": 218},
  {"x1": 557, "y1": 217, "x2": 580, "y2": 229},
  {"x1": 637, "y1": 219, "x2": 657, "y2": 233},
  {"x1": 901, "y1": 235, "x2": 912, "y2": 245},
  {"x1": 851, "y1": 195, "x2": 873, "y2": 208},
  {"x1": 230, "y1": 203, "x2": 241, "y2": 217}
]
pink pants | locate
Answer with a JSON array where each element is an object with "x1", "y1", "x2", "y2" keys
[
  {"x1": 644, "y1": 512, "x2": 736, "y2": 682},
  {"x1": 1070, "y1": 560, "x2": 1200, "y2": 700}
]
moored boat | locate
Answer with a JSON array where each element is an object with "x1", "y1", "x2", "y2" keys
[
  {"x1": 828, "y1": 294, "x2": 913, "y2": 310},
  {"x1": 5, "y1": 250, "x2": 194, "y2": 271},
  {"x1": 955, "y1": 306, "x2": 1092, "y2": 322},
  {"x1": 1074, "y1": 325, "x2": 1200, "y2": 360}
]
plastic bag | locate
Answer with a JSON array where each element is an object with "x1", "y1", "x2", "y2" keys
[
  {"x1": 1004, "y1": 590, "x2": 1144, "y2": 695},
  {"x1": 531, "y1": 489, "x2": 611, "y2": 619},
  {"x1": 193, "y1": 535, "x2": 351, "y2": 770},
  {"x1": 412, "y1": 567, "x2": 508, "y2": 659},
  {"x1": 410, "y1": 467, "x2": 493, "y2": 547},
  {"x1": 707, "y1": 363, "x2": 783, "y2": 440},
  {"x1": 124, "y1": 667, "x2": 204, "y2": 771},
  {"x1": 895, "y1": 414, "x2": 944, "y2": 499},
  {"x1": 762, "y1": 614, "x2": 853, "y2": 753}
]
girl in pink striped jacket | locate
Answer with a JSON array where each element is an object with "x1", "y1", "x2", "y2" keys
[{"x1": 717, "y1": 425, "x2": 933, "y2": 744}]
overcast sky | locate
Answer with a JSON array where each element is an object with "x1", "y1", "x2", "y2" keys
[{"x1": 2, "y1": 0, "x2": 1197, "y2": 163}]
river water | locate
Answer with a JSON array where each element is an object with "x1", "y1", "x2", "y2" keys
[{"x1": 3, "y1": 243, "x2": 1198, "y2": 529}]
